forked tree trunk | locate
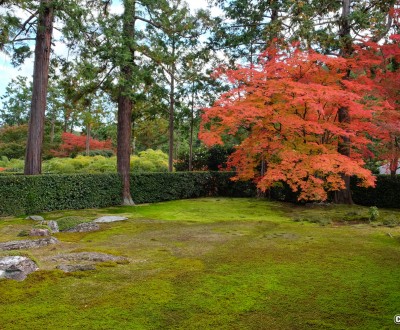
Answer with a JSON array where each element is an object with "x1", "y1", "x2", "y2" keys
[
  {"x1": 24, "y1": 0, "x2": 54, "y2": 175},
  {"x1": 117, "y1": 0, "x2": 135, "y2": 205}
]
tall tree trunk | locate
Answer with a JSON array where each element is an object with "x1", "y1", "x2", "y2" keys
[
  {"x1": 189, "y1": 84, "x2": 194, "y2": 171},
  {"x1": 334, "y1": 107, "x2": 353, "y2": 204},
  {"x1": 117, "y1": 0, "x2": 135, "y2": 205},
  {"x1": 50, "y1": 116, "x2": 55, "y2": 143},
  {"x1": 24, "y1": 0, "x2": 54, "y2": 175},
  {"x1": 168, "y1": 38, "x2": 176, "y2": 173},
  {"x1": 335, "y1": 0, "x2": 354, "y2": 204}
]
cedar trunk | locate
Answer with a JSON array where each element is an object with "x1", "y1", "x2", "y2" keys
[
  {"x1": 117, "y1": 0, "x2": 135, "y2": 205},
  {"x1": 24, "y1": 0, "x2": 54, "y2": 175},
  {"x1": 117, "y1": 95, "x2": 134, "y2": 205},
  {"x1": 168, "y1": 39, "x2": 176, "y2": 172},
  {"x1": 188, "y1": 86, "x2": 194, "y2": 171}
]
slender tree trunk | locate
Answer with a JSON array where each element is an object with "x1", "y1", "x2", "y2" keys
[
  {"x1": 50, "y1": 116, "x2": 55, "y2": 143},
  {"x1": 168, "y1": 38, "x2": 176, "y2": 172},
  {"x1": 335, "y1": 0, "x2": 354, "y2": 204},
  {"x1": 189, "y1": 87, "x2": 194, "y2": 172},
  {"x1": 85, "y1": 122, "x2": 91, "y2": 156},
  {"x1": 24, "y1": 0, "x2": 54, "y2": 175},
  {"x1": 117, "y1": 0, "x2": 135, "y2": 205}
]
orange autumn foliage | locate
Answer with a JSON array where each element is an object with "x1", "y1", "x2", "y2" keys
[
  {"x1": 200, "y1": 43, "x2": 394, "y2": 201},
  {"x1": 52, "y1": 132, "x2": 113, "y2": 157}
]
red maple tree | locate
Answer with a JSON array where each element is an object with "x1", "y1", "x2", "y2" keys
[
  {"x1": 349, "y1": 35, "x2": 400, "y2": 177},
  {"x1": 200, "y1": 43, "x2": 392, "y2": 201},
  {"x1": 52, "y1": 132, "x2": 113, "y2": 157}
]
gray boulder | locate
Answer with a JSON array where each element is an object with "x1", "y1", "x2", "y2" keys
[
  {"x1": 65, "y1": 222, "x2": 99, "y2": 233},
  {"x1": 25, "y1": 215, "x2": 44, "y2": 221},
  {"x1": 45, "y1": 221, "x2": 59, "y2": 233},
  {"x1": 29, "y1": 228, "x2": 50, "y2": 237},
  {"x1": 93, "y1": 216, "x2": 128, "y2": 223},
  {"x1": 0, "y1": 237, "x2": 59, "y2": 251},
  {"x1": 0, "y1": 256, "x2": 38, "y2": 281}
]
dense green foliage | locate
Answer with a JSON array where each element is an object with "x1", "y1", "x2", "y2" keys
[
  {"x1": 0, "y1": 172, "x2": 399, "y2": 215},
  {"x1": 0, "y1": 174, "x2": 122, "y2": 215},
  {"x1": 0, "y1": 172, "x2": 252, "y2": 215},
  {"x1": 352, "y1": 175, "x2": 400, "y2": 208},
  {"x1": 0, "y1": 198, "x2": 400, "y2": 329},
  {"x1": 0, "y1": 150, "x2": 169, "y2": 174}
]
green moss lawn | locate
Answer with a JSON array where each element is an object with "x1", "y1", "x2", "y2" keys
[{"x1": 1, "y1": 198, "x2": 400, "y2": 329}]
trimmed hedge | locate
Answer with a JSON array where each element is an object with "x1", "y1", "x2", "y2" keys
[
  {"x1": 0, "y1": 174, "x2": 122, "y2": 215},
  {"x1": 351, "y1": 175, "x2": 400, "y2": 208},
  {"x1": 0, "y1": 172, "x2": 256, "y2": 216},
  {"x1": 0, "y1": 172, "x2": 398, "y2": 216}
]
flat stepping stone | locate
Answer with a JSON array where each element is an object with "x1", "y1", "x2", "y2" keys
[
  {"x1": 93, "y1": 216, "x2": 128, "y2": 223},
  {"x1": 64, "y1": 222, "x2": 100, "y2": 233},
  {"x1": 25, "y1": 215, "x2": 44, "y2": 221},
  {"x1": 51, "y1": 252, "x2": 128, "y2": 263},
  {"x1": 0, "y1": 256, "x2": 38, "y2": 281},
  {"x1": 0, "y1": 237, "x2": 59, "y2": 251}
]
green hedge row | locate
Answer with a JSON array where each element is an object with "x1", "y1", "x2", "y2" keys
[
  {"x1": 0, "y1": 172, "x2": 257, "y2": 216},
  {"x1": 0, "y1": 174, "x2": 122, "y2": 216},
  {"x1": 0, "y1": 172, "x2": 398, "y2": 216},
  {"x1": 351, "y1": 175, "x2": 400, "y2": 208}
]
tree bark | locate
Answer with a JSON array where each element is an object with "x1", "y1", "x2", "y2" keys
[
  {"x1": 24, "y1": 0, "x2": 54, "y2": 175},
  {"x1": 117, "y1": 0, "x2": 135, "y2": 205},
  {"x1": 335, "y1": 0, "x2": 353, "y2": 204},
  {"x1": 168, "y1": 38, "x2": 176, "y2": 173},
  {"x1": 189, "y1": 82, "x2": 195, "y2": 171}
]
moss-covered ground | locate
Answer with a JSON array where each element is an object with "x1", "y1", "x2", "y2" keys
[{"x1": 1, "y1": 198, "x2": 400, "y2": 329}]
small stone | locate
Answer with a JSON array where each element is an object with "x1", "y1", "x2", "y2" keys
[
  {"x1": 93, "y1": 216, "x2": 128, "y2": 223},
  {"x1": 25, "y1": 215, "x2": 44, "y2": 221},
  {"x1": 29, "y1": 228, "x2": 50, "y2": 237},
  {"x1": 65, "y1": 222, "x2": 99, "y2": 233},
  {"x1": 0, "y1": 256, "x2": 38, "y2": 281},
  {"x1": 45, "y1": 221, "x2": 59, "y2": 233},
  {"x1": 51, "y1": 252, "x2": 128, "y2": 263},
  {"x1": 56, "y1": 264, "x2": 96, "y2": 272}
]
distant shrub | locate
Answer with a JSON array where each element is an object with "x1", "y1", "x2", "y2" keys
[
  {"x1": 130, "y1": 149, "x2": 168, "y2": 172},
  {"x1": 79, "y1": 149, "x2": 114, "y2": 157},
  {"x1": 56, "y1": 216, "x2": 88, "y2": 231},
  {"x1": 368, "y1": 206, "x2": 379, "y2": 221}
]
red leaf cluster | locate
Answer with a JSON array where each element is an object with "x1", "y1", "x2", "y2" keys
[{"x1": 52, "y1": 132, "x2": 113, "y2": 157}]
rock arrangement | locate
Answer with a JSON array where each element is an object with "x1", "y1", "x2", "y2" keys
[
  {"x1": 0, "y1": 256, "x2": 38, "y2": 281},
  {"x1": 0, "y1": 237, "x2": 59, "y2": 251},
  {"x1": 0, "y1": 214, "x2": 130, "y2": 280}
]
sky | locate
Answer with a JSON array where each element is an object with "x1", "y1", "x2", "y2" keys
[{"x1": 0, "y1": 0, "x2": 212, "y2": 99}]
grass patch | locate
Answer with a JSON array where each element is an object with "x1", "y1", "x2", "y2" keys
[{"x1": 0, "y1": 198, "x2": 399, "y2": 329}]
